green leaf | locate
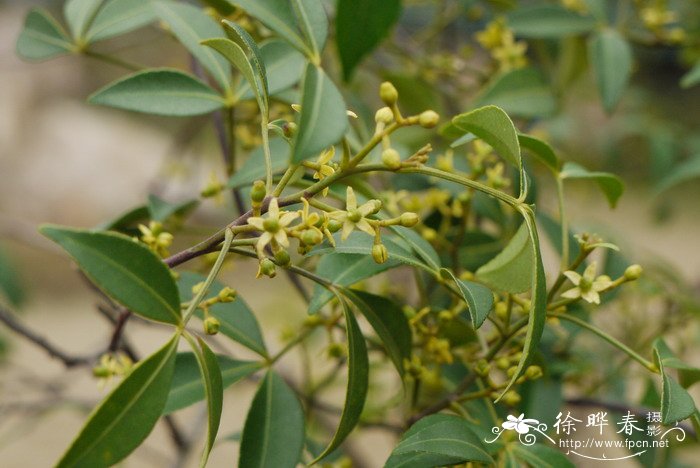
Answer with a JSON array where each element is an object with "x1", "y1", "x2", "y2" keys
[
  {"x1": 16, "y1": 9, "x2": 73, "y2": 61},
  {"x1": 202, "y1": 37, "x2": 266, "y2": 114},
  {"x1": 307, "y1": 251, "x2": 399, "y2": 314},
  {"x1": 235, "y1": 40, "x2": 305, "y2": 100},
  {"x1": 221, "y1": 20, "x2": 268, "y2": 112},
  {"x1": 391, "y1": 226, "x2": 442, "y2": 271},
  {"x1": 164, "y1": 353, "x2": 262, "y2": 414},
  {"x1": 311, "y1": 296, "x2": 369, "y2": 463},
  {"x1": 518, "y1": 134, "x2": 561, "y2": 172},
  {"x1": 385, "y1": 414, "x2": 493, "y2": 467},
  {"x1": 336, "y1": 0, "x2": 400, "y2": 80},
  {"x1": 152, "y1": 0, "x2": 231, "y2": 91},
  {"x1": 86, "y1": 0, "x2": 156, "y2": 43},
  {"x1": 452, "y1": 105, "x2": 521, "y2": 170},
  {"x1": 56, "y1": 334, "x2": 179, "y2": 467},
  {"x1": 41, "y1": 225, "x2": 181, "y2": 325},
  {"x1": 440, "y1": 269, "x2": 493, "y2": 329},
  {"x1": 498, "y1": 210, "x2": 546, "y2": 400},
  {"x1": 474, "y1": 68, "x2": 557, "y2": 119},
  {"x1": 292, "y1": 64, "x2": 349, "y2": 163},
  {"x1": 64, "y1": 0, "x2": 104, "y2": 40},
  {"x1": 681, "y1": 62, "x2": 700, "y2": 88},
  {"x1": 654, "y1": 339, "x2": 699, "y2": 424},
  {"x1": 0, "y1": 245, "x2": 25, "y2": 307},
  {"x1": 290, "y1": 0, "x2": 328, "y2": 58},
  {"x1": 187, "y1": 336, "x2": 222, "y2": 468},
  {"x1": 228, "y1": 138, "x2": 289, "y2": 188},
  {"x1": 654, "y1": 156, "x2": 700, "y2": 197},
  {"x1": 89, "y1": 68, "x2": 225, "y2": 116},
  {"x1": 560, "y1": 162, "x2": 625, "y2": 208},
  {"x1": 147, "y1": 194, "x2": 199, "y2": 223},
  {"x1": 589, "y1": 29, "x2": 633, "y2": 113},
  {"x1": 652, "y1": 339, "x2": 700, "y2": 389},
  {"x1": 512, "y1": 444, "x2": 575, "y2": 468},
  {"x1": 239, "y1": 371, "x2": 305, "y2": 468},
  {"x1": 476, "y1": 222, "x2": 532, "y2": 294},
  {"x1": 178, "y1": 272, "x2": 268, "y2": 356},
  {"x1": 229, "y1": 0, "x2": 308, "y2": 55},
  {"x1": 342, "y1": 289, "x2": 411, "y2": 377},
  {"x1": 507, "y1": 5, "x2": 597, "y2": 38}
]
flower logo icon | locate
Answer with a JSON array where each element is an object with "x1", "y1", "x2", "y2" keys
[{"x1": 502, "y1": 414, "x2": 540, "y2": 434}]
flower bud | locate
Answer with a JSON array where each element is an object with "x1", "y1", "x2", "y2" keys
[
  {"x1": 203, "y1": 316, "x2": 220, "y2": 335},
  {"x1": 92, "y1": 365, "x2": 110, "y2": 378},
  {"x1": 624, "y1": 264, "x2": 643, "y2": 281},
  {"x1": 379, "y1": 81, "x2": 398, "y2": 106},
  {"x1": 218, "y1": 286, "x2": 237, "y2": 303},
  {"x1": 381, "y1": 148, "x2": 402, "y2": 170},
  {"x1": 496, "y1": 357, "x2": 510, "y2": 370},
  {"x1": 375, "y1": 106, "x2": 394, "y2": 124},
  {"x1": 502, "y1": 390, "x2": 521, "y2": 406},
  {"x1": 283, "y1": 121, "x2": 297, "y2": 138},
  {"x1": 369, "y1": 199, "x2": 383, "y2": 214},
  {"x1": 301, "y1": 228, "x2": 323, "y2": 246},
  {"x1": 372, "y1": 243, "x2": 389, "y2": 264},
  {"x1": 326, "y1": 219, "x2": 342, "y2": 233},
  {"x1": 251, "y1": 180, "x2": 266, "y2": 203},
  {"x1": 399, "y1": 212, "x2": 419, "y2": 227},
  {"x1": 418, "y1": 110, "x2": 439, "y2": 128},
  {"x1": 327, "y1": 342, "x2": 347, "y2": 358},
  {"x1": 274, "y1": 249, "x2": 291, "y2": 267},
  {"x1": 494, "y1": 301, "x2": 508, "y2": 319},
  {"x1": 525, "y1": 365, "x2": 543, "y2": 380},
  {"x1": 257, "y1": 258, "x2": 276, "y2": 278}
]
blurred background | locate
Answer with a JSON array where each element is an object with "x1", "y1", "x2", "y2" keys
[{"x1": 1, "y1": 0, "x2": 700, "y2": 467}]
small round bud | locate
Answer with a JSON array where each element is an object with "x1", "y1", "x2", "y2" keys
[
  {"x1": 251, "y1": 180, "x2": 266, "y2": 203},
  {"x1": 301, "y1": 229, "x2": 323, "y2": 246},
  {"x1": 494, "y1": 302, "x2": 508, "y2": 319},
  {"x1": 203, "y1": 316, "x2": 221, "y2": 335},
  {"x1": 327, "y1": 342, "x2": 347, "y2": 358},
  {"x1": 399, "y1": 212, "x2": 419, "y2": 227},
  {"x1": 624, "y1": 264, "x2": 643, "y2": 281},
  {"x1": 418, "y1": 110, "x2": 439, "y2": 128},
  {"x1": 372, "y1": 243, "x2": 389, "y2": 264},
  {"x1": 421, "y1": 227, "x2": 437, "y2": 241},
  {"x1": 506, "y1": 366, "x2": 518, "y2": 377},
  {"x1": 218, "y1": 286, "x2": 237, "y2": 303},
  {"x1": 303, "y1": 314, "x2": 324, "y2": 327},
  {"x1": 258, "y1": 258, "x2": 276, "y2": 278},
  {"x1": 92, "y1": 365, "x2": 110, "y2": 378},
  {"x1": 496, "y1": 357, "x2": 510, "y2": 370},
  {"x1": 502, "y1": 390, "x2": 521, "y2": 406},
  {"x1": 282, "y1": 121, "x2": 297, "y2": 138},
  {"x1": 191, "y1": 281, "x2": 206, "y2": 295},
  {"x1": 327, "y1": 219, "x2": 342, "y2": 233},
  {"x1": 379, "y1": 81, "x2": 398, "y2": 106},
  {"x1": 525, "y1": 365, "x2": 543, "y2": 380},
  {"x1": 274, "y1": 249, "x2": 291, "y2": 267},
  {"x1": 375, "y1": 107, "x2": 394, "y2": 124},
  {"x1": 381, "y1": 148, "x2": 402, "y2": 170}
]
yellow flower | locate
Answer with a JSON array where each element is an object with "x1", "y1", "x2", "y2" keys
[
  {"x1": 476, "y1": 19, "x2": 506, "y2": 50},
  {"x1": 313, "y1": 147, "x2": 336, "y2": 196},
  {"x1": 138, "y1": 221, "x2": 173, "y2": 257},
  {"x1": 328, "y1": 187, "x2": 380, "y2": 240},
  {"x1": 247, "y1": 198, "x2": 299, "y2": 254},
  {"x1": 561, "y1": 262, "x2": 612, "y2": 304},
  {"x1": 492, "y1": 30, "x2": 528, "y2": 72}
]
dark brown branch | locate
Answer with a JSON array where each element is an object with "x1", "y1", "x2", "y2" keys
[{"x1": 0, "y1": 305, "x2": 91, "y2": 367}]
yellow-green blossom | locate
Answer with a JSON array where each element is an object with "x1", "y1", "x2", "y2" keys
[
  {"x1": 328, "y1": 187, "x2": 380, "y2": 240},
  {"x1": 247, "y1": 198, "x2": 299, "y2": 254},
  {"x1": 561, "y1": 262, "x2": 612, "y2": 304}
]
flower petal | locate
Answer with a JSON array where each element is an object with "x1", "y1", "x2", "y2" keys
[
  {"x1": 581, "y1": 289, "x2": 600, "y2": 304},
  {"x1": 583, "y1": 261, "x2": 598, "y2": 282},
  {"x1": 346, "y1": 187, "x2": 357, "y2": 211},
  {"x1": 561, "y1": 287, "x2": 581, "y2": 299},
  {"x1": 341, "y1": 220, "x2": 354, "y2": 240},
  {"x1": 563, "y1": 271, "x2": 581, "y2": 286},
  {"x1": 268, "y1": 198, "x2": 280, "y2": 218},
  {"x1": 356, "y1": 219, "x2": 376, "y2": 236},
  {"x1": 279, "y1": 212, "x2": 299, "y2": 227},
  {"x1": 248, "y1": 217, "x2": 265, "y2": 230}
]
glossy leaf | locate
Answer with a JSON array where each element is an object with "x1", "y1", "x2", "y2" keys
[
  {"x1": 152, "y1": 1, "x2": 230, "y2": 90},
  {"x1": 507, "y1": 5, "x2": 597, "y2": 38},
  {"x1": 681, "y1": 62, "x2": 700, "y2": 88},
  {"x1": 311, "y1": 296, "x2": 369, "y2": 463},
  {"x1": 476, "y1": 222, "x2": 532, "y2": 294},
  {"x1": 654, "y1": 339, "x2": 698, "y2": 424},
  {"x1": 452, "y1": 105, "x2": 521, "y2": 170},
  {"x1": 56, "y1": 334, "x2": 179, "y2": 467},
  {"x1": 228, "y1": 138, "x2": 289, "y2": 188},
  {"x1": 342, "y1": 289, "x2": 411, "y2": 377},
  {"x1": 589, "y1": 29, "x2": 633, "y2": 113},
  {"x1": 41, "y1": 225, "x2": 181, "y2": 325},
  {"x1": 336, "y1": 0, "x2": 400, "y2": 80},
  {"x1": 221, "y1": 21, "x2": 268, "y2": 111},
  {"x1": 385, "y1": 414, "x2": 493, "y2": 467},
  {"x1": 518, "y1": 134, "x2": 561, "y2": 172},
  {"x1": 292, "y1": 64, "x2": 349, "y2": 163},
  {"x1": 391, "y1": 226, "x2": 441, "y2": 271},
  {"x1": 16, "y1": 9, "x2": 73, "y2": 61},
  {"x1": 64, "y1": 0, "x2": 104, "y2": 40},
  {"x1": 441, "y1": 269, "x2": 493, "y2": 329},
  {"x1": 654, "y1": 155, "x2": 700, "y2": 197},
  {"x1": 235, "y1": 40, "x2": 305, "y2": 100},
  {"x1": 188, "y1": 336, "x2": 223, "y2": 468},
  {"x1": 164, "y1": 353, "x2": 262, "y2": 414},
  {"x1": 89, "y1": 68, "x2": 225, "y2": 116},
  {"x1": 498, "y1": 210, "x2": 547, "y2": 399},
  {"x1": 86, "y1": 0, "x2": 156, "y2": 43},
  {"x1": 0, "y1": 246, "x2": 25, "y2": 307},
  {"x1": 560, "y1": 162, "x2": 624, "y2": 208},
  {"x1": 290, "y1": 0, "x2": 328, "y2": 57},
  {"x1": 229, "y1": 0, "x2": 308, "y2": 54},
  {"x1": 512, "y1": 444, "x2": 575, "y2": 468},
  {"x1": 474, "y1": 68, "x2": 557, "y2": 119},
  {"x1": 178, "y1": 272, "x2": 268, "y2": 356},
  {"x1": 239, "y1": 371, "x2": 305, "y2": 468}
]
